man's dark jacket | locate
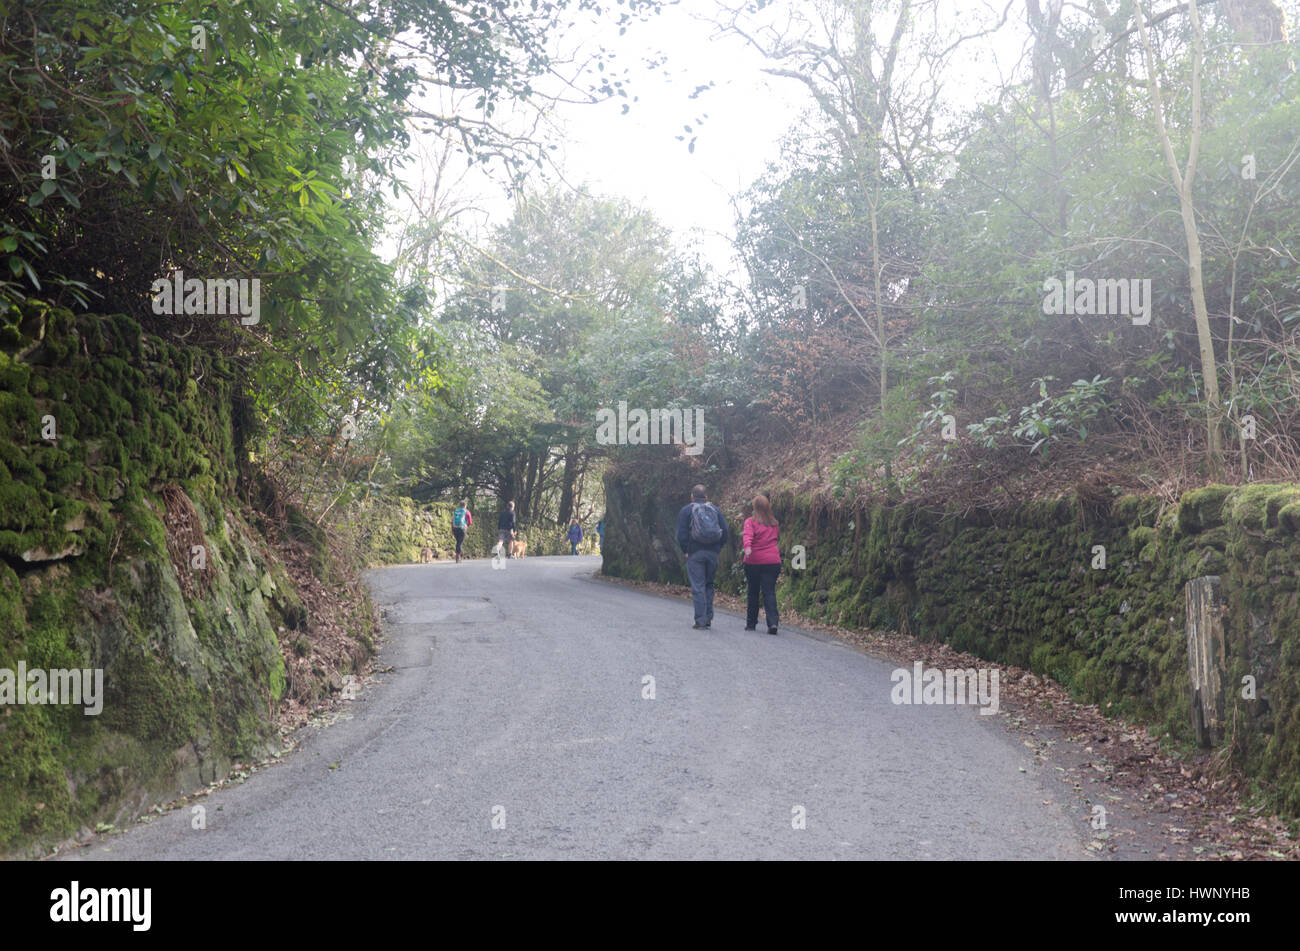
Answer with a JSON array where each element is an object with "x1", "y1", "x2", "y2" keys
[
  {"x1": 676, "y1": 501, "x2": 729, "y2": 555},
  {"x1": 498, "y1": 509, "x2": 516, "y2": 532}
]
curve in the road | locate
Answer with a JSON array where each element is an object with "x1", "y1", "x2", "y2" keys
[{"x1": 62, "y1": 556, "x2": 1092, "y2": 860}]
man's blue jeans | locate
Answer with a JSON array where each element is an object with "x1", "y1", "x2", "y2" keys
[{"x1": 686, "y1": 550, "x2": 719, "y2": 626}]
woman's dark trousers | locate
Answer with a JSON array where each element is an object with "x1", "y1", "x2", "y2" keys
[{"x1": 744, "y1": 562, "x2": 781, "y2": 629}]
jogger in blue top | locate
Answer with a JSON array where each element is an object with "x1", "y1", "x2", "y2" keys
[{"x1": 451, "y1": 501, "x2": 472, "y2": 563}]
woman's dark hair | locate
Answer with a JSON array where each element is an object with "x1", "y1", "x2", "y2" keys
[{"x1": 752, "y1": 494, "x2": 778, "y2": 528}]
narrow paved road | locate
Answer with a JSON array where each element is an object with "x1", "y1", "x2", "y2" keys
[{"x1": 65, "y1": 556, "x2": 1092, "y2": 859}]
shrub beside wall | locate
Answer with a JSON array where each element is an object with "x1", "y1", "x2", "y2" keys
[{"x1": 347, "y1": 497, "x2": 599, "y2": 566}]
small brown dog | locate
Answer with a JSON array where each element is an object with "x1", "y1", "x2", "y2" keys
[
  {"x1": 419, "y1": 547, "x2": 434, "y2": 563},
  {"x1": 509, "y1": 539, "x2": 528, "y2": 558}
]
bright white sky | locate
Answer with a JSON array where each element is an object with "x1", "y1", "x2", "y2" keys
[
  {"x1": 387, "y1": 0, "x2": 1045, "y2": 285},
  {"x1": 542, "y1": 1, "x2": 805, "y2": 276},
  {"x1": 389, "y1": 0, "x2": 1300, "y2": 289},
  {"x1": 544, "y1": 0, "x2": 1041, "y2": 270}
]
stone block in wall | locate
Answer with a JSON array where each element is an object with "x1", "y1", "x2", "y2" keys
[{"x1": 1186, "y1": 575, "x2": 1226, "y2": 747}]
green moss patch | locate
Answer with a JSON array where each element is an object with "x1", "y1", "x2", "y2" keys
[{"x1": 0, "y1": 304, "x2": 351, "y2": 855}]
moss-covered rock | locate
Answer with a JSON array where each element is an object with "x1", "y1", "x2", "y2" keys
[{"x1": 0, "y1": 304, "x2": 346, "y2": 856}]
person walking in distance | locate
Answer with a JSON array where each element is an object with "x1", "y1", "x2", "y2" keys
[
  {"x1": 451, "y1": 500, "x2": 473, "y2": 564},
  {"x1": 566, "y1": 519, "x2": 583, "y2": 555},
  {"x1": 676, "y1": 484, "x2": 728, "y2": 630},
  {"x1": 497, "y1": 501, "x2": 517, "y2": 558},
  {"x1": 742, "y1": 494, "x2": 781, "y2": 635}
]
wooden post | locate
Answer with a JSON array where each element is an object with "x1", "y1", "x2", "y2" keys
[{"x1": 1185, "y1": 575, "x2": 1226, "y2": 747}]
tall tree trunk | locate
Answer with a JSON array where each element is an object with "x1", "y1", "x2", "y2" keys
[
  {"x1": 1027, "y1": 1, "x2": 1070, "y2": 231},
  {"x1": 1135, "y1": 0, "x2": 1223, "y2": 474},
  {"x1": 557, "y1": 444, "x2": 579, "y2": 526},
  {"x1": 574, "y1": 464, "x2": 587, "y2": 521},
  {"x1": 518, "y1": 451, "x2": 540, "y2": 522},
  {"x1": 869, "y1": 194, "x2": 887, "y2": 411},
  {"x1": 532, "y1": 452, "x2": 548, "y2": 523},
  {"x1": 498, "y1": 455, "x2": 520, "y2": 514}
]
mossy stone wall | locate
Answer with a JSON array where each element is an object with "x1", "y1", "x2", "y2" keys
[
  {"x1": 0, "y1": 303, "x2": 314, "y2": 856},
  {"x1": 603, "y1": 472, "x2": 1300, "y2": 814}
]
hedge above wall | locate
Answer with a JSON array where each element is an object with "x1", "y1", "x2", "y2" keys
[
  {"x1": 602, "y1": 474, "x2": 1300, "y2": 816},
  {"x1": 344, "y1": 497, "x2": 599, "y2": 567}
]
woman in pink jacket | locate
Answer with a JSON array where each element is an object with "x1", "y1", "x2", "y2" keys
[{"x1": 742, "y1": 494, "x2": 781, "y2": 635}]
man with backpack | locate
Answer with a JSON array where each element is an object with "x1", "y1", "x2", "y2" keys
[{"x1": 676, "y1": 484, "x2": 729, "y2": 630}]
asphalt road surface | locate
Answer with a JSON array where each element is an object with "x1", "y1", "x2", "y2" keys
[{"x1": 64, "y1": 555, "x2": 1092, "y2": 860}]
